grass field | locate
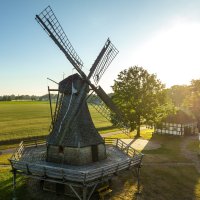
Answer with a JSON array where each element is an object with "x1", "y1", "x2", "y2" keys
[
  {"x1": 0, "y1": 101, "x2": 51, "y2": 142},
  {"x1": 0, "y1": 101, "x2": 114, "y2": 143}
]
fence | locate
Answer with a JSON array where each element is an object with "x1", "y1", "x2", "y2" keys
[{"x1": 10, "y1": 138, "x2": 143, "y2": 185}]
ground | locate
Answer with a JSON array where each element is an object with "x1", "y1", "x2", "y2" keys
[{"x1": 1, "y1": 133, "x2": 200, "y2": 200}]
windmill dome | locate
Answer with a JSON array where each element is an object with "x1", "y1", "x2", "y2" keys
[{"x1": 59, "y1": 73, "x2": 89, "y2": 94}]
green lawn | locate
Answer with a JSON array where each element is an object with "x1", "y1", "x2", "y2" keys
[
  {"x1": 0, "y1": 101, "x2": 51, "y2": 142},
  {"x1": 0, "y1": 101, "x2": 114, "y2": 144}
]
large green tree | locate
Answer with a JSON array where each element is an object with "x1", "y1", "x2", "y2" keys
[{"x1": 112, "y1": 66, "x2": 173, "y2": 137}]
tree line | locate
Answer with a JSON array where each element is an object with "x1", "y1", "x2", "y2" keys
[{"x1": 0, "y1": 94, "x2": 57, "y2": 101}]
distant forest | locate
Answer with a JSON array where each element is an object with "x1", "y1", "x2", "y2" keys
[
  {"x1": 0, "y1": 93, "x2": 101, "y2": 103},
  {"x1": 0, "y1": 94, "x2": 57, "y2": 101}
]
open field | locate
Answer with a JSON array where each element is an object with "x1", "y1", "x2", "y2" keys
[
  {"x1": 0, "y1": 101, "x2": 115, "y2": 145},
  {"x1": 0, "y1": 101, "x2": 51, "y2": 142}
]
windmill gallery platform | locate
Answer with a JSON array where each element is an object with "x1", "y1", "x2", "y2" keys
[
  {"x1": 9, "y1": 6, "x2": 144, "y2": 200},
  {"x1": 10, "y1": 138, "x2": 143, "y2": 200}
]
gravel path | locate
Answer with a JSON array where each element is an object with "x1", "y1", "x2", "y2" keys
[{"x1": 122, "y1": 138, "x2": 161, "y2": 151}]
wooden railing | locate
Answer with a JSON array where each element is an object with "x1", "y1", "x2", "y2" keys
[
  {"x1": 104, "y1": 138, "x2": 142, "y2": 158},
  {"x1": 10, "y1": 139, "x2": 46, "y2": 161},
  {"x1": 10, "y1": 139, "x2": 143, "y2": 184}
]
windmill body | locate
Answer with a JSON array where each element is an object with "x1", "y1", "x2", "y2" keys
[{"x1": 47, "y1": 73, "x2": 106, "y2": 165}]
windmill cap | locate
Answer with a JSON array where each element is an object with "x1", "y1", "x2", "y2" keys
[{"x1": 59, "y1": 73, "x2": 89, "y2": 94}]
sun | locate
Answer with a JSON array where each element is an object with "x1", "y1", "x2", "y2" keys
[{"x1": 133, "y1": 18, "x2": 200, "y2": 87}]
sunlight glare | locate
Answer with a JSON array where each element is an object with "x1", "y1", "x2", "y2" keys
[{"x1": 133, "y1": 19, "x2": 200, "y2": 87}]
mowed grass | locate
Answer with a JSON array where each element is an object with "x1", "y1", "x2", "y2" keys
[
  {"x1": 0, "y1": 101, "x2": 115, "y2": 144},
  {"x1": 0, "y1": 101, "x2": 51, "y2": 142}
]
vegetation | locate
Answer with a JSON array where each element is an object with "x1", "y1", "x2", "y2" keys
[
  {"x1": 167, "y1": 79, "x2": 200, "y2": 128},
  {"x1": 0, "y1": 153, "x2": 12, "y2": 165},
  {"x1": 0, "y1": 101, "x2": 115, "y2": 146},
  {"x1": 183, "y1": 79, "x2": 200, "y2": 126},
  {"x1": 0, "y1": 94, "x2": 57, "y2": 101},
  {"x1": 0, "y1": 101, "x2": 51, "y2": 143},
  {"x1": 167, "y1": 85, "x2": 190, "y2": 107},
  {"x1": 112, "y1": 66, "x2": 173, "y2": 137}
]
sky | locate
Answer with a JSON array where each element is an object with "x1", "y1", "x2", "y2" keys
[{"x1": 1, "y1": 0, "x2": 200, "y2": 95}]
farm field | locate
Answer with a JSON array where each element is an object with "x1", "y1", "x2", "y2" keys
[{"x1": 0, "y1": 101, "x2": 115, "y2": 145}]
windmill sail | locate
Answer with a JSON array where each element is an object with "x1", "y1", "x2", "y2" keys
[
  {"x1": 88, "y1": 85, "x2": 130, "y2": 136},
  {"x1": 89, "y1": 39, "x2": 119, "y2": 85},
  {"x1": 35, "y1": 6, "x2": 86, "y2": 78}
]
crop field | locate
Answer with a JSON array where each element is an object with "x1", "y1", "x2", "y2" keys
[{"x1": 0, "y1": 101, "x2": 114, "y2": 143}]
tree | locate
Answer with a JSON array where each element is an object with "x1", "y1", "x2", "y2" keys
[
  {"x1": 167, "y1": 85, "x2": 190, "y2": 108},
  {"x1": 183, "y1": 79, "x2": 200, "y2": 127},
  {"x1": 112, "y1": 66, "x2": 173, "y2": 137}
]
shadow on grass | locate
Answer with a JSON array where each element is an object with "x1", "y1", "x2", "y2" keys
[
  {"x1": 0, "y1": 126, "x2": 115, "y2": 149},
  {"x1": 0, "y1": 167, "x2": 29, "y2": 200},
  {"x1": 96, "y1": 125, "x2": 115, "y2": 132}
]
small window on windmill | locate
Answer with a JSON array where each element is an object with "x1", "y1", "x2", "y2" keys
[{"x1": 58, "y1": 146, "x2": 64, "y2": 154}]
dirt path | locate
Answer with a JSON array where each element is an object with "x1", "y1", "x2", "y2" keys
[
  {"x1": 101, "y1": 130, "x2": 122, "y2": 137},
  {"x1": 180, "y1": 135, "x2": 200, "y2": 173},
  {"x1": 0, "y1": 148, "x2": 16, "y2": 155}
]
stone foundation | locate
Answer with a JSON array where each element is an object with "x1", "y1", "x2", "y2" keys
[{"x1": 47, "y1": 143, "x2": 106, "y2": 165}]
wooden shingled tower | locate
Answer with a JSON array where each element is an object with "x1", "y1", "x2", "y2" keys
[{"x1": 36, "y1": 6, "x2": 130, "y2": 165}]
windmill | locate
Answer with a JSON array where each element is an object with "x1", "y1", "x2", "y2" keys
[
  {"x1": 8, "y1": 6, "x2": 143, "y2": 200},
  {"x1": 35, "y1": 6, "x2": 130, "y2": 165}
]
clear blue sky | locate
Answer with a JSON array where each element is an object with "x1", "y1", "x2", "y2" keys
[{"x1": 1, "y1": 0, "x2": 200, "y2": 95}]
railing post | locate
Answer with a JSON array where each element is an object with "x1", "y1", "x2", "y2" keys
[
  {"x1": 115, "y1": 163, "x2": 119, "y2": 175},
  {"x1": 12, "y1": 169, "x2": 17, "y2": 200},
  {"x1": 136, "y1": 165, "x2": 141, "y2": 194},
  {"x1": 26, "y1": 163, "x2": 30, "y2": 174},
  {"x1": 116, "y1": 138, "x2": 119, "y2": 147},
  {"x1": 101, "y1": 168, "x2": 104, "y2": 180},
  {"x1": 83, "y1": 186, "x2": 87, "y2": 200},
  {"x1": 83, "y1": 172, "x2": 87, "y2": 185},
  {"x1": 128, "y1": 159, "x2": 132, "y2": 169}
]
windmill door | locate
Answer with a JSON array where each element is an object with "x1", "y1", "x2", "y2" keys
[{"x1": 91, "y1": 145, "x2": 98, "y2": 162}]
